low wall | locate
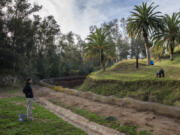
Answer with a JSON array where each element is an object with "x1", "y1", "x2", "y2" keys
[
  {"x1": 40, "y1": 81, "x2": 180, "y2": 119},
  {"x1": 42, "y1": 76, "x2": 86, "y2": 88}
]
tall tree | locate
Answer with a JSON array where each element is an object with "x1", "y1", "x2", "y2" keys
[
  {"x1": 85, "y1": 28, "x2": 116, "y2": 71},
  {"x1": 130, "y1": 38, "x2": 145, "y2": 68},
  {"x1": 153, "y1": 13, "x2": 180, "y2": 60},
  {"x1": 0, "y1": 0, "x2": 42, "y2": 75},
  {"x1": 127, "y1": 2, "x2": 162, "y2": 65},
  {"x1": 101, "y1": 19, "x2": 130, "y2": 62},
  {"x1": 116, "y1": 39, "x2": 130, "y2": 61}
]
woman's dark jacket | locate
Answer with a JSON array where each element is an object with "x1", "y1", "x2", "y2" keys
[{"x1": 23, "y1": 83, "x2": 34, "y2": 98}]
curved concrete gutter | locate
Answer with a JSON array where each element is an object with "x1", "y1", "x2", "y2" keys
[{"x1": 37, "y1": 98, "x2": 124, "y2": 135}]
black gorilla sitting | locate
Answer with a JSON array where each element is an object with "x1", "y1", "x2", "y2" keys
[{"x1": 156, "y1": 69, "x2": 165, "y2": 78}]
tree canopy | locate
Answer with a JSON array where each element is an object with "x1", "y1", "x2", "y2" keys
[{"x1": 127, "y1": 2, "x2": 162, "y2": 65}]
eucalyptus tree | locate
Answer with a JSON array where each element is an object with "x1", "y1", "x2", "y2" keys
[{"x1": 131, "y1": 38, "x2": 145, "y2": 68}]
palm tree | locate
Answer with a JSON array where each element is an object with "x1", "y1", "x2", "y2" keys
[
  {"x1": 85, "y1": 28, "x2": 116, "y2": 71},
  {"x1": 127, "y1": 2, "x2": 162, "y2": 65},
  {"x1": 153, "y1": 13, "x2": 180, "y2": 61}
]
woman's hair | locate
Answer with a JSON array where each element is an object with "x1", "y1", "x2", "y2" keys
[{"x1": 26, "y1": 78, "x2": 32, "y2": 83}]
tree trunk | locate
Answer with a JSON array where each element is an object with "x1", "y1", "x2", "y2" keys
[
  {"x1": 102, "y1": 62, "x2": 105, "y2": 71},
  {"x1": 102, "y1": 55, "x2": 106, "y2": 72},
  {"x1": 170, "y1": 42, "x2": 174, "y2": 61},
  {"x1": 143, "y1": 30, "x2": 151, "y2": 65},
  {"x1": 100, "y1": 49, "x2": 106, "y2": 71},
  {"x1": 136, "y1": 55, "x2": 139, "y2": 69},
  {"x1": 170, "y1": 53, "x2": 173, "y2": 61},
  {"x1": 145, "y1": 45, "x2": 151, "y2": 65}
]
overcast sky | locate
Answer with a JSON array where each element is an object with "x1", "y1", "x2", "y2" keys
[{"x1": 29, "y1": 0, "x2": 180, "y2": 38}]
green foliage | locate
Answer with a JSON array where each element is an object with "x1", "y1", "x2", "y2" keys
[
  {"x1": 79, "y1": 63, "x2": 94, "y2": 75},
  {"x1": 48, "y1": 55, "x2": 61, "y2": 77},
  {"x1": 127, "y1": 2, "x2": 162, "y2": 38},
  {"x1": 151, "y1": 41, "x2": 165, "y2": 60},
  {"x1": 85, "y1": 28, "x2": 116, "y2": 71},
  {"x1": 0, "y1": 97, "x2": 87, "y2": 135},
  {"x1": 117, "y1": 39, "x2": 130, "y2": 60},
  {"x1": 153, "y1": 13, "x2": 180, "y2": 61},
  {"x1": 130, "y1": 38, "x2": 146, "y2": 68},
  {"x1": 0, "y1": 0, "x2": 89, "y2": 81},
  {"x1": 0, "y1": 0, "x2": 179, "y2": 87},
  {"x1": 36, "y1": 54, "x2": 48, "y2": 79},
  {"x1": 127, "y1": 2, "x2": 162, "y2": 65},
  {"x1": 130, "y1": 38, "x2": 145, "y2": 58},
  {"x1": 0, "y1": 48, "x2": 19, "y2": 74}
]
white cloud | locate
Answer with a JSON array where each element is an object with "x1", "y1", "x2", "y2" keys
[
  {"x1": 29, "y1": 0, "x2": 119, "y2": 38},
  {"x1": 73, "y1": 0, "x2": 109, "y2": 37},
  {"x1": 29, "y1": 0, "x2": 180, "y2": 38},
  {"x1": 30, "y1": 0, "x2": 76, "y2": 35},
  {"x1": 151, "y1": 0, "x2": 180, "y2": 15}
]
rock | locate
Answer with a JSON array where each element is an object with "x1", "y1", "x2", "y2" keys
[{"x1": 105, "y1": 116, "x2": 117, "y2": 121}]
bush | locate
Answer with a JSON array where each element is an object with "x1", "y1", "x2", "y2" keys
[
  {"x1": 54, "y1": 86, "x2": 63, "y2": 91},
  {"x1": 79, "y1": 64, "x2": 94, "y2": 75},
  {"x1": 0, "y1": 48, "x2": 20, "y2": 74}
]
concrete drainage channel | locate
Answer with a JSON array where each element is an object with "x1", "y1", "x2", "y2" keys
[{"x1": 37, "y1": 98, "x2": 124, "y2": 135}]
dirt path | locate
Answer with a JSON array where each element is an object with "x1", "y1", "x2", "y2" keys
[
  {"x1": 37, "y1": 98, "x2": 124, "y2": 135},
  {"x1": 35, "y1": 86, "x2": 180, "y2": 135}
]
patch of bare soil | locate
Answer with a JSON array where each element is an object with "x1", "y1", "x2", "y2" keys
[{"x1": 37, "y1": 87, "x2": 180, "y2": 135}]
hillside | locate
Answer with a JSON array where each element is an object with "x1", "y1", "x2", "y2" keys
[
  {"x1": 89, "y1": 57, "x2": 180, "y2": 81},
  {"x1": 79, "y1": 55, "x2": 180, "y2": 106}
]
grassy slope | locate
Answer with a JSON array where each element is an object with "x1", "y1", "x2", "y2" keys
[
  {"x1": 79, "y1": 56, "x2": 180, "y2": 106},
  {"x1": 0, "y1": 97, "x2": 87, "y2": 135},
  {"x1": 90, "y1": 57, "x2": 180, "y2": 81}
]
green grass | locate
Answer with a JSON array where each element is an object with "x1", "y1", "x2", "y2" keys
[
  {"x1": 0, "y1": 97, "x2": 87, "y2": 135},
  {"x1": 49, "y1": 99, "x2": 152, "y2": 135},
  {"x1": 89, "y1": 57, "x2": 180, "y2": 81},
  {"x1": 78, "y1": 56, "x2": 180, "y2": 106}
]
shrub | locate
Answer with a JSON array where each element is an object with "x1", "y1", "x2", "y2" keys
[{"x1": 54, "y1": 86, "x2": 63, "y2": 91}]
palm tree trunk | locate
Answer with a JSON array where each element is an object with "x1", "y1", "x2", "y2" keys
[
  {"x1": 145, "y1": 45, "x2": 151, "y2": 65},
  {"x1": 170, "y1": 42, "x2": 174, "y2": 61},
  {"x1": 170, "y1": 46, "x2": 174, "y2": 61},
  {"x1": 143, "y1": 31, "x2": 151, "y2": 65},
  {"x1": 101, "y1": 49, "x2": 106, "y2": 71}
]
